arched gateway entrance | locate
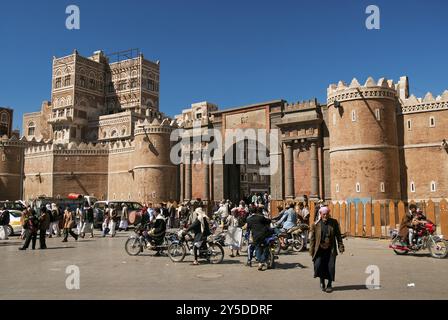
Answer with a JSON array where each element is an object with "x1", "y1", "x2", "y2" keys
[{"x1": 178, "y1": 99, "x2": 330, "y2": 214}]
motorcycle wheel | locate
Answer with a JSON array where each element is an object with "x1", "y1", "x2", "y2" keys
[
  {"x1": 391, "y1": 237, "x2": 408, "y2": 255},
  {"x1": 208, "y1": 243, "x2": 224, "y2": 264},
  {"x1": 125, "y1": 237, "x2": 142, "y2": 256},
  {"x1": 240, "y1": 238, "x2": 248, "y2": 253},
  {"x1": 275, "y1": 237, "x2": 285, "y2": 255},
  {"x1": 266, "y1": 250, "x2": 275, "y2": 269},
  {"x1": 428, "y1": 238, "x2": 448, "y2": 259},
  {"x1": 167, "y1": 243, "x2": 186, "y2": 262},
  {"x1": 292, "y1": 235, "x2": 304, "y2": 252}
]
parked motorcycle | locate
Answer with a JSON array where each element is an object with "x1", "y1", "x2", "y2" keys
[
  {"x1": 124, "y1": 224, "x2": 178, "y2": 256},
  {"x1": 167, "y1": 230, "x2": 224, "y2": 264},
  {"x1": 389, "y1": 221, "x2": 448, "y2": 259}
]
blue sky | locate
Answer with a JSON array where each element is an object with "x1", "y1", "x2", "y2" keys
[{"x1": 0, "y1": 0, "x2": 447, "y2": 131}]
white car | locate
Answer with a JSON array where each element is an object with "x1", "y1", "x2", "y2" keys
[{"x1": 6, "y1": 210, "x2": 22, "y2": 236}]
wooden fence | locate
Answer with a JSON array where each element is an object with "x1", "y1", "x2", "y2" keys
[
  {"x1": 271, "y1": 199, "x2": 448, "y2": 239},
  {"x1": 327, "y1": 199, "x2": 448, "y2": 239}
]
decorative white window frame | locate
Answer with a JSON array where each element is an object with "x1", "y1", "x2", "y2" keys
[
  {"x1": 430, "y1": 181, "x2": 436, "y2": 192},
  {"x1": 380, "y1": 182, "x2": 385, "y2": 193},
  {"x1": 356, "y1": 183, "x2": 361, "y2": 193},
  {"x1": 410, "y1": 181, "x2": 416, "y2": 193},
  {"x1": 375, "y1": 109, "x2": 381, "y2": 121},
  {"x1": 429, "y1": 116, "x2": 435, "y2": 128}
]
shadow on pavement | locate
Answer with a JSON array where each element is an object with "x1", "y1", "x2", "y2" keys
[
  {"x1": 218, "y1": 259, "x2": 241, "y2": 265},
  {"x1": 332, "y1": 285, "x2": 368, "y2": 291},
  {"x1": 275, "y1": 262, "x2": 308, "y2": 270},
  {"x1": 44, "y1": 246, "x2": 76, "y2": 250},
  {"x1": 0, "y1": 241, "x2": 22, "y2": 247}
]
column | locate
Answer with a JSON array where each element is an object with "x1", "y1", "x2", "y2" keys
[
  {"x1": 184, "y1": 151, "x2": 192, "y2": 201},
  {"x1": 179, "y1": 163, "x2": 184, "y2": 202},
  {"x1": 285, "y1": 142, "x2": 294, "y2": 199},
  {"x1": 203, "y1": 155, "x2": 210, "y2": 202},
  {"x1": 310, "y1": 141, "x2": 319, "y2": 199}
]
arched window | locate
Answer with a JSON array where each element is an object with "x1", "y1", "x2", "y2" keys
[
  {"x1": 0, "y1": 112, "x2": 8, "y2": 124},
  {"x1": 110, "y1": 129, "x2": 117, "y2": 137},
  {"x1": 27, "y1": 122, "x2": 36, "y2": 136}
]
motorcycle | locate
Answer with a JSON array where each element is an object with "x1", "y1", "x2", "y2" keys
[
  {"x1": 274, "y1": 223, "x2": 308, "y2": 254},
  {"x1": 167, "y1": 230, "x2": 224, "y2": 264},
  {"x1": 389, "y1": 221, "x2": 448, "y2": 259},
  {"x1": 124, "y1": 224, "x2": 178, "y2": 256},
  {"x1": 253, "y1": 233, "x2": 279, "y2": 269}
]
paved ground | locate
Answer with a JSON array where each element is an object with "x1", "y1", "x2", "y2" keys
[{"x1": 1, "y1": 230, "x2": 447, "y2": 300}]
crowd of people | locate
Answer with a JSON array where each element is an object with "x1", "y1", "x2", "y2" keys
[{"x1": 0, "y1": 194, "x2": 431, "y2": 293}]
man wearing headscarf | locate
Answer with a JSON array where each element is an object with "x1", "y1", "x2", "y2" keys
[
  {"x1": 309, "y1": 206, "x2": 344, "y2": 293},
  {"x1": 186, "y1": 206, "x2": 211, "y2": 265},
  {"x1": 147, "y1": 208, "x2": 167, "y2": 256}
]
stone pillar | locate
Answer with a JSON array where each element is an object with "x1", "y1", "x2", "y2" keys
[
  {"x1": 179, "y1": 163, "x2": 184, "y2": 202},
  {"x1": 310, "y1": 141, "x2": 319, "y2": 199},
  {"x1": 184, "y1": 151, "x2": 192, "y2": 201},
  {"x1": 203, "y1": 156, "x2": 210, "y2": 202},
  {"x1": 285, "y1": 142, "x2": 294, "y2": 199}
]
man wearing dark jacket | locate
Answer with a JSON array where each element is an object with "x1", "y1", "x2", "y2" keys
[
  {"x1": 148, "y1": 208, "x2": 167, "y2": 256},
  {"x1": 246, "y1": 207, "x2": 273, "y2": 271},
  {"x1": 38, "y1": 207, "x2": 50, "y2": 249},
  {"x1": 19, "y1": 210, "x2": 39, "y2": 250}
]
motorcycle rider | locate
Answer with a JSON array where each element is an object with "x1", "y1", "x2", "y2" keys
[
  {"x1": 409, "y1": 208, "x2": 428, "y2": 248},
  {"x1": 186, "y1": 205, "x2": 211, "y2": 265},
  {"x1": 398, "y1": 204, "x2": 418, "y2": 247},
  {"x1": 276, "y1": 202, "x2": 298, "y2": 247},
  {"x1": 246, "y1": 206, "x2": 273, "y2": 271},
  {"x1": 147, "y1": 208, "x2": 167, "y2": 256}
]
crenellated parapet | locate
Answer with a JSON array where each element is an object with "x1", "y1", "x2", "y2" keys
[
  {"x1": 134, "y1": 117, "x2": 178, "y2": 136},
  {"x1": 327, "y1": 77, "x2": 397, "y2": 106},
  {"x1": 400, "y1": 89, "x2": 448, "y2": 114},
  {"x1": 25, "y1": 140, "x2": 109, "y2": 157},
  {"x1": 109, "y1": 139, "x2": 135, "y2": 154},
  {"x1": 283, "y1": 99, "x2": 318, "y2": 112}
]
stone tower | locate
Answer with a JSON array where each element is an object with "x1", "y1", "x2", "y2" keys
[
  {"x1": 131, "y1": 118, "x2": 178, "y2": 203},
  {"x1": 0, "y1": 135, "x2": 27, "y2": 201},
  {"x1": 327, "y1": 77, "x2": 401, "y2": 202}
]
